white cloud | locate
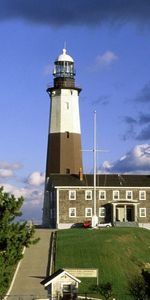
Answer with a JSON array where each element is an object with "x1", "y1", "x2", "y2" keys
[
  {"x1": 26, "y1": 171, "x2": 45, "y2": 186},
  {"x1": 0, "y1": 169, "x2": 13, "y2": 178},
  {"x1": 0, "y1": 161, "x2": 23, "y2": 179},
  {"x1": 89, "y1": 51, "x2": 118, "y2": 72},
  {"x1": 96, "y1": 51, "x2": 118, "y2": 66},
  {"x1": 1, "y1": 183, "x2": 44, "y2": 224},
  {"x1": 0, "y1": 161, "x2": 23, "y2": 170},
  {"x1": 2, "y1": 183, "x2": 30, "y2": 198},
  {"x1": 101, "y1": 144, "x2": 150, "y2": 174}
]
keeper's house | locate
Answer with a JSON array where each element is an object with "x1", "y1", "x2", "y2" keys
[{"x1": 43, "y1": 173, "x2": 150, "y2": 229}]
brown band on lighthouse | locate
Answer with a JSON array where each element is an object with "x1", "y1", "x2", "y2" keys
[{"x1": 46, "y1": 132, "x2": 83, "y2": 176}]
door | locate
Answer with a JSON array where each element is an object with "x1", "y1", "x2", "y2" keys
[{"x1": 127, "y1": 206, "x2": 134, "y2": 221}]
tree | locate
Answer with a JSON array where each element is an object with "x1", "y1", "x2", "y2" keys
[
  {"x1": 142, "y1": 270, "x2": 150, "y2": 298},
  {"x1": 0, "y1": 187, "x2": 39, "y2": 296},
  {"x1": 128, "y1": 275, "x2": 148, "y2": 300},
  {"x1": 91, "y1": 282, "x2": 114, "y2": 300}
]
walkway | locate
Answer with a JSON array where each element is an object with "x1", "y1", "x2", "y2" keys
[{"x1": 6, "y1": 228, "x2": 52, "y2": 300}]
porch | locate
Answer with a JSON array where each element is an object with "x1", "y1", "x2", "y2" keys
[{"x1": 111, "y1": 201, "x2": 139, "y2": 225}]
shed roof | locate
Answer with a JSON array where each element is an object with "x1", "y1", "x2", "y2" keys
[{"x1": 41, "y1": 269, "x2": 81, "y2": 287}]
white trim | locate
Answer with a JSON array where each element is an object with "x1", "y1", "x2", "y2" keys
[
  {"x1": 43, "y1": 270, "x2": 81, "y2": 287},
  {"x1": 56, "y1": 186, "x2": 150, "y2": 190},
  {"x1": 57, "y1": 188, "x2": 59, "y2": 227}
]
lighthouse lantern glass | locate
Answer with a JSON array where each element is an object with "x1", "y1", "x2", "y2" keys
[{"x1": 53, "y1": 61, "x2": 75, "y2": 78}]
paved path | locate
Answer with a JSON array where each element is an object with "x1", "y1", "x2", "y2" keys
[{"x1": 7, "y1": 229, "x2": 52, "y2": 300}]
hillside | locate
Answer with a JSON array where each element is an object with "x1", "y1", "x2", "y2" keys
[{"x1": 55, "y1": 227, "x2": 150, "y2": 300}]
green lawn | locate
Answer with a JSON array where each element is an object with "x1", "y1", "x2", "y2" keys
[{"x1": 55, "y1": 227, "x2": 150, "y2": 300}]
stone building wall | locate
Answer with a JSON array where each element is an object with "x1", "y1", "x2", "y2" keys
[{"x1": 58, "y1": 187, "x2": 150, "y2": 225}]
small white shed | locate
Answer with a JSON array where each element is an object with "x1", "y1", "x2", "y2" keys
[{"x1": 41, "y1": 269, "x2": 81, "y2": 300}]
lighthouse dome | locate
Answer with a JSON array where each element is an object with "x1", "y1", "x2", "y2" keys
[{"x1": 56, "y1": 48, "x2": 74, "y2": 63}]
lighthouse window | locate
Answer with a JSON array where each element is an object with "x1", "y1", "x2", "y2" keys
[
  {"x1": 66, "y1": 168, "x2": 70, "y2": 174},
  {"x1": 69, "y1": 190, "x2": 76, "y2": 200},
  {"x1": 66, "y1": 102, "x2": 69, "y2": 109},
  {"x1": 66, "y1": 131, "x2": 69, "y2": 138}
]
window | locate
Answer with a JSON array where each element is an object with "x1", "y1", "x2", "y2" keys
[
  {"x1": 66, "y1": 131, "x2": 69, "y2": 138},
  {"x1": 99, "y1": 190, "x2": 106, "y2": 200},
  {"x1": 139, "y1": 208, "x2": 146, "y2": 217},
  {"x1": 99, "y1": 207, "x2": 106, "y2": 217},
  {"x1": 85, "y1": 190, "x2": 92, "y2": 200},
  {"x1": 85, "y1": 208, "x2": 92, "y2": 217},
  {"x1": 65, "y1": 102, "x2": 69, "y2": 109},
  {"x1": 126, "y1": 191, "x2": 133, "y2": 200},
  {"x1": 113, "y1": 190, "x2": 119, "y2": 200},
  {"x1": 69, "y1": 190, "x2": 76, "y2": 200},
  {"x1": 69, "y1": 208, "x2": 76, "y2": 217},
  {"x1": 139, "y1": 191, "x2": 146, "y2": 200}
]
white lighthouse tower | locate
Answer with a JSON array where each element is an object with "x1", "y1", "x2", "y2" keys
[
  {"x1": 45, "y1": 48, "x2": 83, "y2": 176},
  {"x1": 42, "y1": 48, "x2": 83, "y2": 227}
]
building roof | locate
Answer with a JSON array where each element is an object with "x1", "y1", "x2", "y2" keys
[
  {"x1": 56, "y1": 48, "x2": 74, "y2": 63},
  {"x1": 41, "y1": 269, "x2": 81, "y2": 287},
  {"x1": 47, "y1": 174, "x2": 150, "y2": 188}
]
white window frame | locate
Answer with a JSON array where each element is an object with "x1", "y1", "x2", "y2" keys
[
  {"x1": 126, "y1": 190, "x2": 133, "y2": 200},
  {"x1": 139, "y1": 191, "x2": 146, "y2": 201},
  {"x1": 85, "y1": 190, "x2": 92, "y2": 200},
  {"x1": 69, "y1": 190, "x2": 76, "y2": 200},
  {"x1": 99, "y1": 190, "x2": 106, "y2": 200},
  {"x1": 139, "y1": 208, "x2": 146, "y2": 217},
  {"x1": 99, "y1": 207, "x2": 106, "y2": 217},
  {"x1": 113, "y1": 190, "x2": 119, "y2": 200},
  {"x1": 69, "y1": 208, "x2": 76, "y2": 217},
  {"x1": 85, "y1": 208, "x2": 92, "y2": 217}
]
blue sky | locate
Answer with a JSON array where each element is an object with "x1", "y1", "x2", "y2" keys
[{"x1": 1, "y1": 0, "x2": 150, "y2": 223}]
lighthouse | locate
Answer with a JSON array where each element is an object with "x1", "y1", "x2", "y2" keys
[
  {"x1": 45, "y1": 48, "x2": 83, "y2": 176},
  {"x1": 42, "y1": 48, "x2": 83, "y2": 227}
]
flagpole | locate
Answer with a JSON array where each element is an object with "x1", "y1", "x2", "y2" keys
[{"x1": 94, "y1": 110, "x2": 97, "y2": 217}]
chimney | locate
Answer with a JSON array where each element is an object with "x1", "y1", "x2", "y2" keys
[{"x1": 79, "y1": 167, "x2": 83, "y2": 181}]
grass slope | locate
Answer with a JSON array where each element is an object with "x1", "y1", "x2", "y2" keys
[{"x1": 55, "y1": 227, "x2": 150, "y2": 300}]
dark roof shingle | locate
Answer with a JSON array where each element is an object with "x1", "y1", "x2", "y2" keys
[{"x1": 47, "y1": 174, "x2": 150, "y2": 188}]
